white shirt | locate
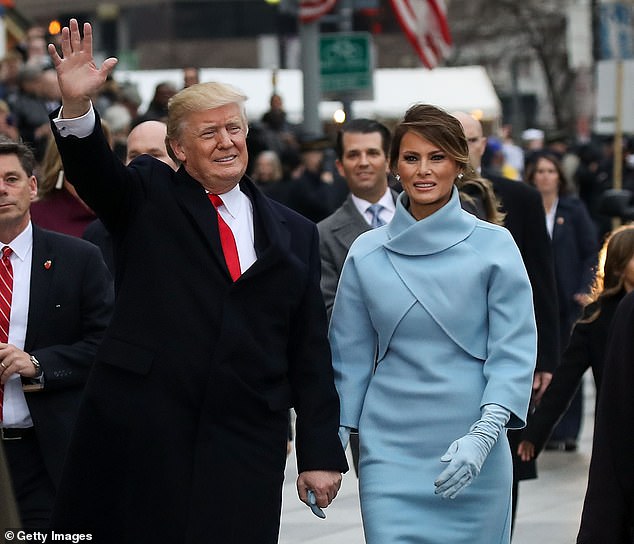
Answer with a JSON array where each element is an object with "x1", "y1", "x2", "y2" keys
[
  {"x1": 2, "y1": 222, "x2": 34, "y2": 428},
  {"x1": 54, "y1": 104, "x2": 258, "y2": 273},
  {"x1": 351, "y1": 188, "x2": 396, "y2": 227},
  {"x1": 545, "y1": 198, "x2": 558, "y2": 239}
]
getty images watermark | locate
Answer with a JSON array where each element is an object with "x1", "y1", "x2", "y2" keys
[{"x1": 4, "y1": 530, "x2": 92, "y2": 543}]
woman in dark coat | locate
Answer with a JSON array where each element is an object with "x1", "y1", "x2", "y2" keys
[
  {"x1": 577, "y1": 288, "x2": 634, "y2": 543},
  {"x1": 518, "y1": 224, "x2": 634, "y2": 457},
  {"x1": 525, "y1": 153, "x2": 598, "y2": 449}
]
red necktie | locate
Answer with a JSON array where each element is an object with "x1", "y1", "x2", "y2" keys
[
  {"x1": 208, "y1": 194, "x2": 241, "y2": 281},
  {"x1": 0, "y1": 246, "x2": 13, "y2": 422}
]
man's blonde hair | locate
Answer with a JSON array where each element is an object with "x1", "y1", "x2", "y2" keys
[{"x1": 166, "y1": 81, "x2": 248, "y2": 142}]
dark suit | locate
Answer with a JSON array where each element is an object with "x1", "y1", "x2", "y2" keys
[
  {"x1": 577, "y1": 290, "x2": 634, "y2": 543},
  {"x1": 4, "y1": 226, "x2": 113, "y2": 524},
  {"x1": 548, "y1": 197, "x2": 598, "y2": 443},
  {"x1": 483, "y1": 172, "x2": 560, "y2": 377},
  {"x1": 51, "y1": 113, "x2": 348, "y2": 543},
  {"x1": 551, "y1": 197, "x2": 598, "y2": 346},
  {"x1": 482, "y1": 172, "x2": 559, "y2": 526}
]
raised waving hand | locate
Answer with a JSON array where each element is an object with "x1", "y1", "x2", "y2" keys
[{"x1": 47, "y1": 18, "x2": 118, "y2": 118}]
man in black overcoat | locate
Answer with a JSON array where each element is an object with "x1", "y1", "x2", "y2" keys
[
  {"x1": 47, "y1": 20, "x2": 347, "y2": 543},
  {"x1": 453, "y1": 112, "x2": 559, "y2": 526}
]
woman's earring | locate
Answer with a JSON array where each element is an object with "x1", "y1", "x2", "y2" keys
[
  {"x1": 395, "y1": 173, "x2": 400, "y2": 181},
  {"x1": 457, "y1": 172, "x2": 464, "y2": 180}
]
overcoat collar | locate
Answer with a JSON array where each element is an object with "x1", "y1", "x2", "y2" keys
[
  {"x1": 171, "y1": 167, "x2": 291, "y2": 281},
  {"x1": 385, "y1": 186, "x2": 476, "y2": 256}
]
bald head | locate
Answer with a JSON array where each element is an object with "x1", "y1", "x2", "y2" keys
[
  {"x1": 452, "y1": 111, "x2": 487, "y2": 171},
  {"x1": 126, "y1": 120, "x2": 177, "y2": 170}
]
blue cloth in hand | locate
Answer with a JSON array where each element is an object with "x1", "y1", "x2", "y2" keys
[{"x1": 307, "y1": 490, "x2": 326, "y2": 519}]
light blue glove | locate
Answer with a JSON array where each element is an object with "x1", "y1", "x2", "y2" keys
[{"x1": 434, "y1": 404, "x2": 511, "y2": 499}]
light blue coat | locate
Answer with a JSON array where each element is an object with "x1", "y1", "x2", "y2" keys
[{"x1": 330, "y1": 187, "x2": 537, "y2": 543}]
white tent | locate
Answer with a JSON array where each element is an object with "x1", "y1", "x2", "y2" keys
[{"x1": 115, "y1": 65, "x2": 501, "y2": 124}]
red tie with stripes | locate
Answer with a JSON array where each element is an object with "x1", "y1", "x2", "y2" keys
[
  {"x1": 0, "y1": 246, "x2": 13, "y2": 422},
  {"x1": 208, "y1": 194, "x2": 241, "y2": 281}
]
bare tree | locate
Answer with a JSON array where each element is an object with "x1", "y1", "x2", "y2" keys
[{"x1": 446, "y1": 0, "x2": 579, "y2": 131}]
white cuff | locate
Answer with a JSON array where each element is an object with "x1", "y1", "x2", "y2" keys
[{"x1": 53, "y1": 104, "x2": 96, "y2": 138}]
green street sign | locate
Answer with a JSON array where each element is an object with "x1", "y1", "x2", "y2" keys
[{"x1": 319, "y1": 32, "x2": 374, "y2": 99}]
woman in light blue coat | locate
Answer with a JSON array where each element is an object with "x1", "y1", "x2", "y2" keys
[{"x1": 330, "y1": 104, "x2": 537, "y2": 544}]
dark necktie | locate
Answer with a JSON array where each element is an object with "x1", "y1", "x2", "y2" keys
[
  {"x1": 0, "y1": 246, "x2": 13, "y2": 422},
  {"x1": 208, "y1": 194, "x2": 241, "y2": 281}
]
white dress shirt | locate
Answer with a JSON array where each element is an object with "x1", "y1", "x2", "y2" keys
[
  {"x1": 2, "y1": 222, "x2": 34, "y2": 428},
  {"x1": 351, "y1": 188, "x2": 396, "y2": 227}
]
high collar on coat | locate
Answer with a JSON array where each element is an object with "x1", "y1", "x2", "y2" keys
[{"x1": 385, "y1": 186, "x2": 477, "y2": 256}]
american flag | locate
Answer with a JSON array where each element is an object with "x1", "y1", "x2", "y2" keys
[
  {"x1": 299, "y1": 0, "x2": 337, "y2": 24},
  {"x1": 390, "y1": 0, "x2": 452, "y2": 69}
]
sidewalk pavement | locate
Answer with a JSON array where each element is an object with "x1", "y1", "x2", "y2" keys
[{"x1": 280, "y1": 375, "x2": 594, "y2": 543}]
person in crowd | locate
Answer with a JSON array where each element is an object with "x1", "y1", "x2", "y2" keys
[
  {"x1": 0, "y1": 99, "x2": 19, "y2": 141},
  {"x1": 481, "y1": 136, "x2": 519, "y2": 180},
  {"x1": 11, "y1": 63, "x2": 52, "y2": 162},
  {"x1": 500, "y1": 124, "x2": 525, "y2": 179},
  {"x1": 330, "y1": 104, "x2": 536, "y2": 543},
  {"x1": 518, "y1": 224, "x2": 634, "y2": 459},
  {"x1": 182, "y1": 66, "x2": 200, "y2": 88},
  {"x1": 83, "y1": 120, "x2": 177, "y2": 274},
  {"x1": 250, "y1": 149, "x2": 290, "y2": 204},
  {"x1": 131, "y1": 80, "x2": 177, "y2": 127},
  {"x1": 47, "y1": 19, "x2": 346, "y2": 543},
  {"x1": 317, "y1": 118, "x2": 397, "y2": 476},
  {"x1": 31, "y1": 119, "x2": 114, "y2": 238},
  {"x1": 102, "y1": 102, "x2": 132, "y2": 162},
  {"x1": 453, "y1": 111, "x2": 559, "y2": 529},
  {"x1": 0, "y1": 137, "x2": 113, "y2": 528},
  {"x1": 318, "y1": 118, "x2": 396, "y2": 320},
  {"x1": 30, "y1": 134, "x2": 102, "y2": 238},
  {"x1": 258, "y1": 93, "x2": 300, "y2": 165},
  {"x1": 573, "y1": 142, "x2": 606, "y2": 240},
  {"x1": 576, "y1": 287, "x2": 634, "y2": 543},
  {"x1": 0, "y1": 51, "x2": 24, "y2": 105},
  {"x1": 525, "y1": 152, "x2": 598, "y2": 451},
  {"x1": 286, "y1": 133, "x2": 348, "y2": 223}
]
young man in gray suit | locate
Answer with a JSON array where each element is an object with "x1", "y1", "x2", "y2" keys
[
  {"x1": 318, "y1": 119, "x2": 397, "y2": 319},
  {"x1": 318, "y1": 119, "x2": 397, "y2": 474}
]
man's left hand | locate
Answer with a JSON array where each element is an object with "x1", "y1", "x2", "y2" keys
[
  {"x1": 297, "y1": 470, "x2": 342, "y2": 510},
  {"x1": 0, "y1": 343, "x2": 37, "y2": 384}
]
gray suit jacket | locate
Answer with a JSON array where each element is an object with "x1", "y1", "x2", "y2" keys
[{"x1": 318, "y1": 190, "x2": 398, "y2": 319}]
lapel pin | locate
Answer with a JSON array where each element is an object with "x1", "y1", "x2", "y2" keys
[
  {"x1": 556, "y1": 217, "x2": 564, "y2": 225},
  {"x1": 44, "y1": 260, "x2": 52, "y2": 270}
]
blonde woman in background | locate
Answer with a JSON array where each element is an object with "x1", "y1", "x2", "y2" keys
[{"x1": 30, "y1": 123, "x2": 112, "y2": 237}]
